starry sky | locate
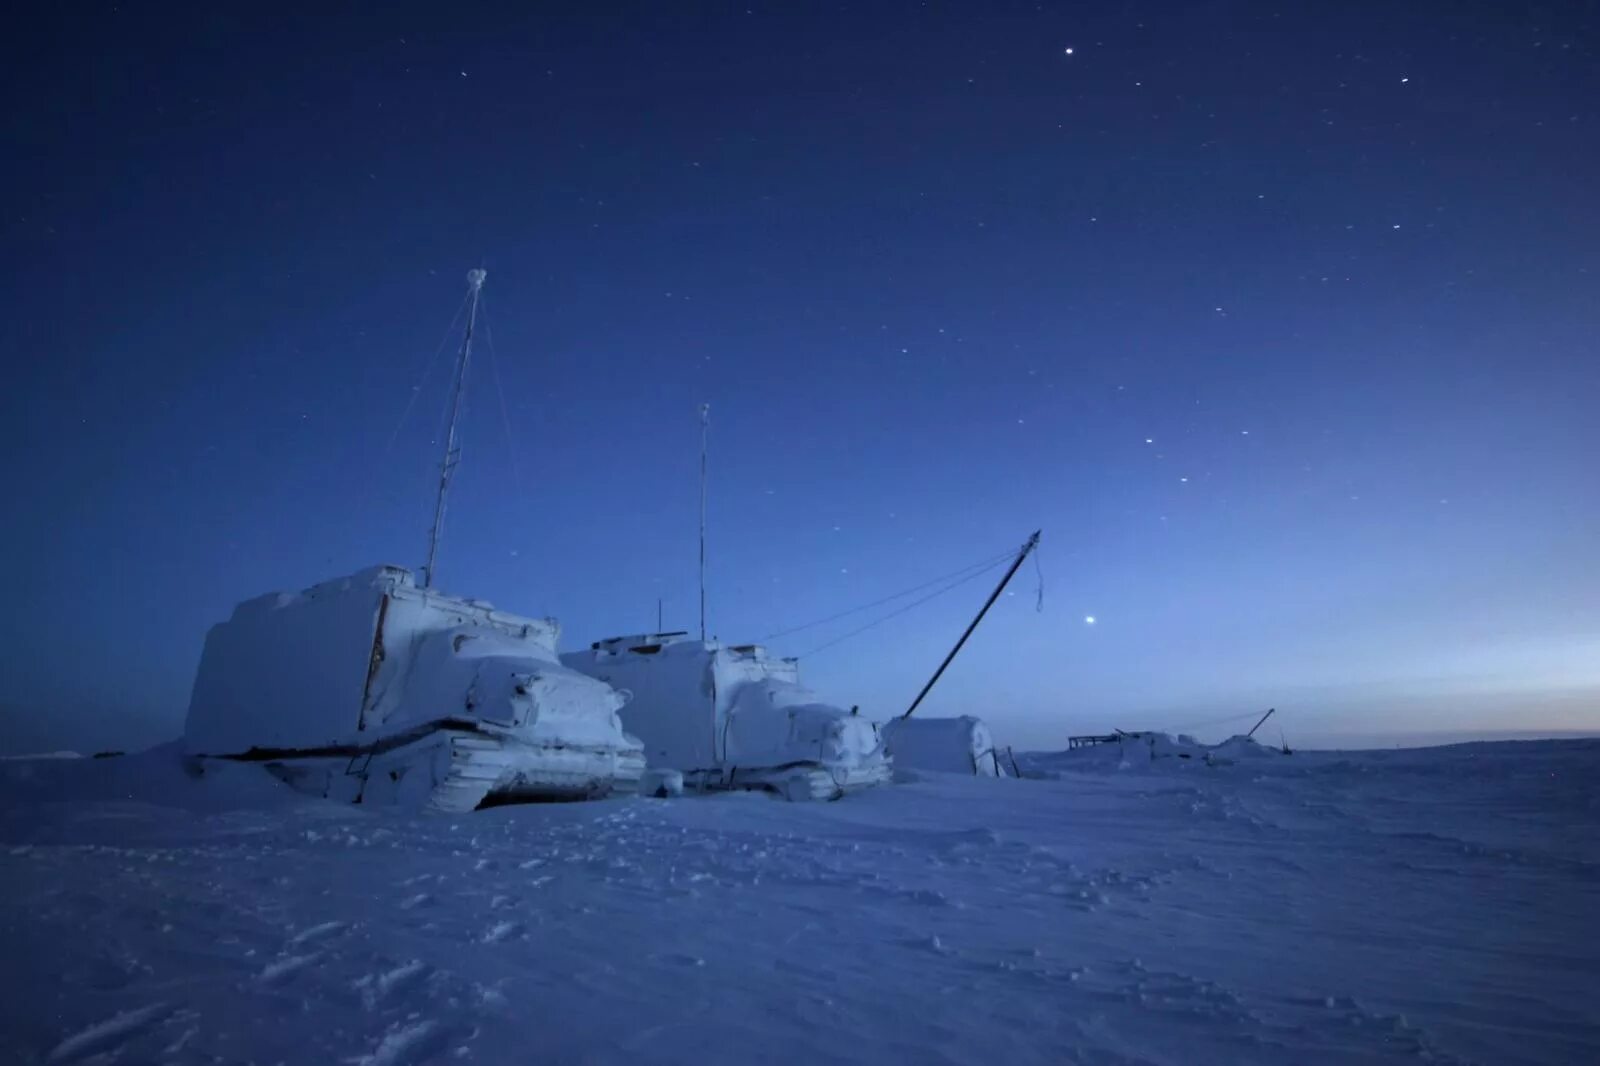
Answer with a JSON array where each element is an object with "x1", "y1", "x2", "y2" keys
[{"x1": 3, "y1": 2, "x2": 1597, "y2": 755}]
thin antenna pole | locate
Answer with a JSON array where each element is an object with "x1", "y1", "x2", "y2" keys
[
  {"x1": 657, "y1": 597, "x2": 663, "y2": 633},
  {"x1": 902, "y1": 530, "x2": 1041, "y2": 720},
  {"x1": 698, "y1": 402, "x2": 710, "y2": 641},
  {"x1": 423, "y1": 268, "x2": 486, "y2": 589}
]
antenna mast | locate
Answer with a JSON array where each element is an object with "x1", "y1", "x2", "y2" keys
[
  {"x1": 422, "y1": 268, "x2": 486, "y2": 590},
  {"x1": 698, "y1": 402, "x2": 710, "y2": 641}
]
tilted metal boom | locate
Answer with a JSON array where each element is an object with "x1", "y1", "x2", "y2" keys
[
  {"x1": 423, "y1": 268, "x2": 486, "y2": 590},
  {"x1": 1245, "y1": 707, "x2": 1275, "y2": 739},
  {"x1": 902, "y1": 530, "x2": 1040, "y2": 720}
]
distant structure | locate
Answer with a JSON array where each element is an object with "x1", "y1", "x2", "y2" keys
[{"x1": 1068, "y1": 729, "x2": 1153, "y2": 750}]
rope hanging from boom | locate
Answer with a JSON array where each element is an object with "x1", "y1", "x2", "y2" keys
[
  {"x1": 902, "y1": 530, "x2": 1041, "y2": 719},
  {"x1": 796, "y1": 556, "x2": 1013, "y2": 658},
  {"x1": 761, "y1": 545, "x2": 1020, "y2": 644}
]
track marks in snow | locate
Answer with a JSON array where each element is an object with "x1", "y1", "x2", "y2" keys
[
  {"x1": 256, "y1": 918, "x2": 350, "y2": 985},
  {"x1": 47, "y1": 1002, "x2": 176, "y2": 1062}
]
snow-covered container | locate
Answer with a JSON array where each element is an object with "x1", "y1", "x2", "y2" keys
[
  {"x1": 561, "y1": 633, "x2": 891, "y2": 800},
  {"x1": 184, "y1": 565, "x2": 644, "y2": 811},
  {"x1": 882, "y1": 715, "x2": 1009, "y2": 776}
]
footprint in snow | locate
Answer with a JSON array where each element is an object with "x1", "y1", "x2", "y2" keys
[
  {"x1": 657, "y1": 952, "x2": 707, "y2": 968},
  {"x1": 863, "y1": 886, "x2": 950, "y2": 907}
]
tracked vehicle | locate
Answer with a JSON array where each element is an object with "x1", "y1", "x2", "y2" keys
[
  {"x1": 184, "y1": 565, "x2": 644, "y2": 810},
  {"x1": 562, "y1": 633, "x2": 890, "y2": 800},
  {"x1": 183, "y1": 270, "x2": 643, "y2": 809}
]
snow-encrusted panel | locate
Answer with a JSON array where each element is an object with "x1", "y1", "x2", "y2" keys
[
  {"x1": 184, "y1": 575, "x2": 389, "y2": 754},
  {"x1": 381, "y1": 586, "x2": 560, "y2": 663},
  {"x1": 366, "y1": 596, "x2": 545, "y2": 721},
  {"x1": 563, "y1": 642, "x2": 718, "y2": 772}
]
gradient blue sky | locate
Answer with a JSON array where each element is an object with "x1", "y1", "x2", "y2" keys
[{"x1": 3, "y1": 2, "x2": 1596, "y2": 754}]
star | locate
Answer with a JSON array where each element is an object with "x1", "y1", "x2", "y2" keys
[{"x1": 1084, "y1": 615, "x2": 1096, "y2": 625}]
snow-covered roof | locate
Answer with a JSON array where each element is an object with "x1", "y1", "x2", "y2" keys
[
  {"x1": 227, "y1": 564, "x2": 556, "y2": 641},
  {"x1": 585, "y1": 633, "x2": 794, "y2": 664}
]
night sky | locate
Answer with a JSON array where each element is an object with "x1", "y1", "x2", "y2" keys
[{"x1": 3, "y1": 3, "x2": 1597, "y2": 754}]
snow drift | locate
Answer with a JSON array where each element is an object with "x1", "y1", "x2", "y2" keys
[{"x1": 4, "y1": 738, "x2": 1597, "y2": 1064}]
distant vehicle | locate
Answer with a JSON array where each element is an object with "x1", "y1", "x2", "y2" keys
[
  {"x1": 184, "y1": 565, "x2": 645, "y2": 811},
  {"x1": 562, "y1": 633, "x2": 891, "y2": 800}
]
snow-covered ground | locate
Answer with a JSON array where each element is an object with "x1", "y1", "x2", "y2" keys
[{"x1": 2, "y1": 738, "x2": 1597, "y2": 1065}]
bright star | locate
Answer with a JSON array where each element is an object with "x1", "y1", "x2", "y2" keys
[{"x1": 1084, "y1": 615, "x2": 1096, "y2": 625}]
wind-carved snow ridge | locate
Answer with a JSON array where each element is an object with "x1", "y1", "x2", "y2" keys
[
  {"x1": 4, "y1": 738, "x2": 1599, "y2": 1064},
  {"x1": 351, "y1": 1019, "x2": 448, "y2": 1066},
  {"x1": 259, "y1": 953, "x2": 319, "y2": 984},
  {"x1": 47, "y1": 1002, "x2": 176, "y2": 1062},
  {"x1": 288, "y1": 919, "x2": 348, "y2": 946}
]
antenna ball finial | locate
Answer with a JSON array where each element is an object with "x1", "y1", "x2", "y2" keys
[{"x1": 467, "y1": 268, "x2": 487, "y2": 289}]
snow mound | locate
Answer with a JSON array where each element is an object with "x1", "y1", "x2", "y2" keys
[
  {"x1": 882, "y1": 715, "x2": 1007, "y2": 775},
  {"x1": 0, "y1": 740, "x2": 314, "y2": 813},
  {"x1": 1209, "y1": 734, "x2": 1281, "y2": 760}
]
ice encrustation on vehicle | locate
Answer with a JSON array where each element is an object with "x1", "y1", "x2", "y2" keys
[
  {"x1": 184, "y1": 565, "x2": 644, "y2": 811},
  {"x1": 562, "y1": 632, "x2": 890, "y2": 800}
]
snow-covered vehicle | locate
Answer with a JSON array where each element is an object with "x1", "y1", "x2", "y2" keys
[
  {"x1": 184, "y1": 565, "x2": 645, "y2": 811},
  {"x1": 882, "y1": 715, "x2": 1011, "y2": 776},
  {"x1": 561, "y1": 633, "x2": 891, "y2": 800}
]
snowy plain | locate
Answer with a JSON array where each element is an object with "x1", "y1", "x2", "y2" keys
[{"x1": 2, "y1": 737, "x2": 1597, "y2": 1065}]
